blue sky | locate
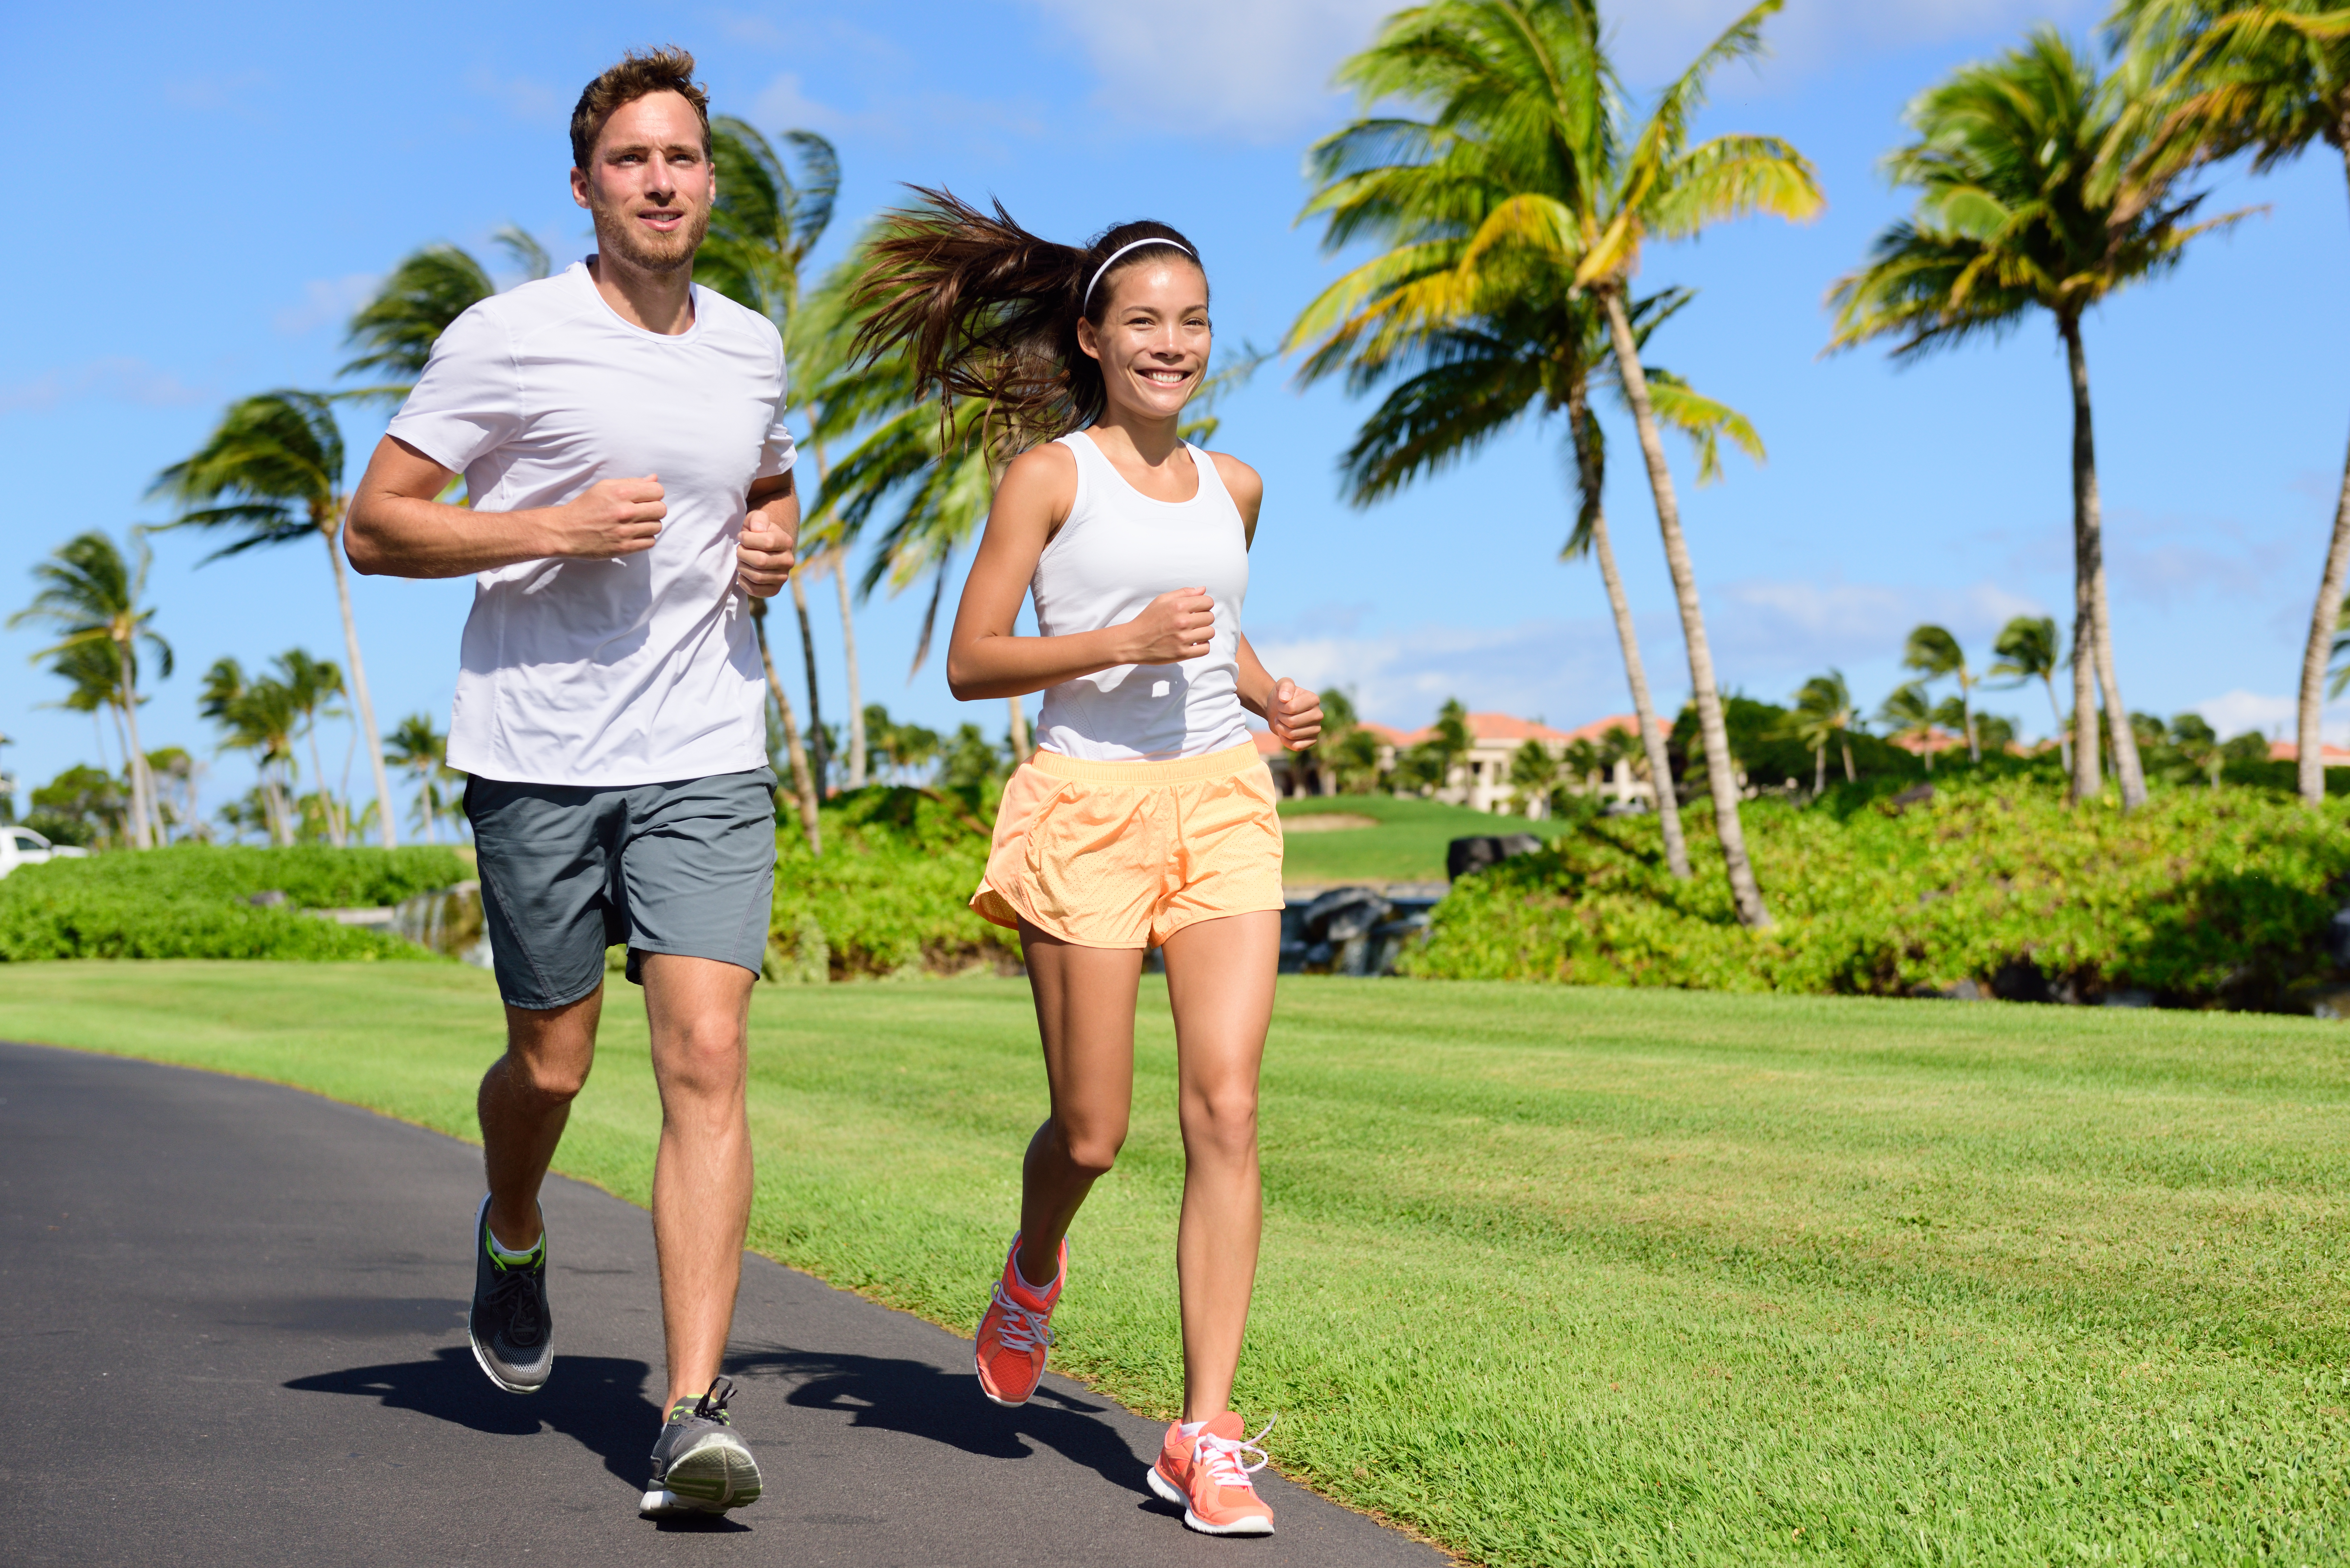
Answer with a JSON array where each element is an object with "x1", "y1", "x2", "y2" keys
[{"x1": 6, "y1": 0, "x2": 2342, "y2": 825}]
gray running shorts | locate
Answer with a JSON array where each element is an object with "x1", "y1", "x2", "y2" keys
[{"x1": 464, "y1": 768, "x2": 779, "y2": 1010}]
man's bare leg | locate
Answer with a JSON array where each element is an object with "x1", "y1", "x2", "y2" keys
[
  {"x1": 640, "y1": 953, "x2": 758, "y2": 1411},
  {"x1": 480, "y1": 987, "x2": 603, "y2": 1250}
]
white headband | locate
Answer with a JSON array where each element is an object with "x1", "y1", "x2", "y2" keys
[{"x1": 1082, "y1": 238, "x2": 1196, "y2": 309}]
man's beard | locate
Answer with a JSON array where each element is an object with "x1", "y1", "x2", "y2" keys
[{"x1": 590, "y1": 194, "x2": 709, "y2": 275}]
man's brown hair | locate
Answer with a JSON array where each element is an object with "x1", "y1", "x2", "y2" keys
[{"x1": 569, "y1": 47, "x2": 710, "y2": 170}]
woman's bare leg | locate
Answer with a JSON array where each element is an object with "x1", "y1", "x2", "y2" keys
[
  {"x1": 1014, "y1": 918, "x2": 1145, "y2": 1287},
  {"x1": 1158, "y1": 908, "x2": 1280, "y2": 1421}
]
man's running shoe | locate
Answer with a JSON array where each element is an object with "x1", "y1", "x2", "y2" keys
[
  {"x1": 973, "y1": 1233, "x2": 1065, "y2": 1407},
  {"x1": 641, "y1": 1376, "x2": 763, "y2": 1516},
  {"x1": 1148, "y1": 1412, "x2": 1277, "y2": 1536},
  {"x1": 468, "y1": 1194, "x2": 551, "y2": 1393}
]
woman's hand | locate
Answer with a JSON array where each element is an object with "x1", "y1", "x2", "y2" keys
[
  {"x1": 1121, "y1": 588, "x2": 1217, "y2": 665},
  {"x1": 1266, "y1": 678, "x2": 1323, "y2": 751}
]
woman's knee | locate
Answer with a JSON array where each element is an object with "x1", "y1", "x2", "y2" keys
[{"x1": 1180, "y1": 1081, "x2": 1259, "y2": 1159}]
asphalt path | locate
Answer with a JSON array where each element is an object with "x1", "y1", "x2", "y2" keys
[{"x1": 0, "y1": 1040, "x2": 1445, "y2": 1567}]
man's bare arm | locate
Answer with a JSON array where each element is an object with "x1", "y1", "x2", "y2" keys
[
  {"x1": 736, "y1": 471, "x2": 798, "y2": 599},
  {"x1": 345, "y1": 435, "x2": 668, "y2": 579}
]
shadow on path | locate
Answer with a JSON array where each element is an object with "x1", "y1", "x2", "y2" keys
[
  {"x1": 286, "y1": 1347, "x2": 662, "y2": 1492},
  {"x1": 725, "y1": 1345, "x2": 1171, "y2": 1510}
]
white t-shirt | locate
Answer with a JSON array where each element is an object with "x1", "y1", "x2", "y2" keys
[{"x1": 386, "y1": 259, "x2": 795, "y2": 786}]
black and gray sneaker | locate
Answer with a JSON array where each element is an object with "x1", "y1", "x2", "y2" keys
[
  {"x1": 642, "y1": 1376, "x2": 763, "y2": 1517},
  {"x1": 468, "y1": 1194, "x2": 552, "y2": 1393}
]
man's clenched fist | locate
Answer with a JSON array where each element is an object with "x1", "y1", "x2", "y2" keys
[{"x1": 736, "y1": 512, "x2": 796, "y2": 599}]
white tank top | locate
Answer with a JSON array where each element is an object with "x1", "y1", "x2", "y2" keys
[{"x1": 1031, "y1": 431, "x2": 1253, "y2": 762}]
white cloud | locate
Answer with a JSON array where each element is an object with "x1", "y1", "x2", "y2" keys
[
  {"x1": 0, "y1": 357, "x2": 208, "y2": 415},
  {"x1": 1611, "y1": 0, "x2": 2104, "y2": 88},
  {"x1": 1252, "y1": 613, "x2": 1627, "y2": 728},
  {"x1": 163, "y1": 69, "x2": 268, "y2": 116},
  {"x1": 1019, "y1": 0, "x2": 2105, "y2": 140},
  {"x1": 1022, "y1": 0, "x2": 1393, "y2": 139},
  {"x1": 2192, "y1": 689, "x2": 2307, "y2": 741},
  {"x1": 274, "y1": 274, "x2": 379, "y2": 336},
  {"x1": 752, "y1": 71, "x2": 843, "y2": 132},
  {"x1": 1709, "y1": 575, "x2": 2044, "y2": 678}
]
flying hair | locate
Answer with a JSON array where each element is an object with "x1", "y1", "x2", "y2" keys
[{"x1": 850, "y1": 187, "x2": 1206, "y2": 459}]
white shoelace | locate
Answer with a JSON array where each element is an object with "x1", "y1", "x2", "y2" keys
[
  {"x1": 989, "y1": 1282, "x2": 1054, "y2": 1353},
  {"x1": 1193, "y1": 1414, "x2": 1277, "y2": 1490}
]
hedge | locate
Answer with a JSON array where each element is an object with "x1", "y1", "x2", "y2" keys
[{"x1": 1406, "y1": 778, "x2": 2350, "y2": 1007}]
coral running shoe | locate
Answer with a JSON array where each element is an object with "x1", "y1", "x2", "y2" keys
[
  {"x1": 973, "y1": 1233, "x2": 1065, "y2": 1407},
  {"x1": 1148, "y1": 1412, "x2": 1278, "y2": 1536}
]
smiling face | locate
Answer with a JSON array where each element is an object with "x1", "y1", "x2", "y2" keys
[
  {"x1": 1077, "y1": 258, "x2": 1212, "y2": 423},
  {"x1": 569, "y1": 90, "x2": 712, "y2": 276}
]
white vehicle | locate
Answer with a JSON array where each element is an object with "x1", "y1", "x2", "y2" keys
[{"x1": 0, "y1": 825, "x2": 90, "y2": 879}]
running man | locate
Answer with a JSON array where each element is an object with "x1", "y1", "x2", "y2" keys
[
  {"x1": 346, "y1": 47, "x2": 790, "y2": 1518},
  {"x1": 852, "y1": 193, "x2": 1323, "y2": 1538}
]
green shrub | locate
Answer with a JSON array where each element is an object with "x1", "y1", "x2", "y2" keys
[
  {"x1": 771, "y1": 786, "x2": 1020, "y2": 979},
  {"x1": 0, "y1": 844, "x2": 470, "y2": 962},
  {"x1": 1407, "y1": 778, "x2": 2350, "y2": 1006}
]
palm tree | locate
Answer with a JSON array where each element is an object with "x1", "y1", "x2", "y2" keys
[
  {"x1": 2105, "y1": 2, "x2": 2350, "y2": 808},
  {"x1": 11, "y1": 530, "x2": 172, "y2": 849},
  {"x1": 1902, "y1": 623, "x2": 1981, "y2": 761},
  {"x1": 694, "y1": 120, "x2": 856, "y2": 803},
  {"x1": 1829, "y1": 31, "x2": 2248, "y2": 812},
  {"x1": 151, "y1": 392, "x2": 398, "y2": 846},
  {"x1": 1788, "y1": 669, "x2": 1859, "y2": 792},
  {"x1": 1316, "y1": 0, "x2": 1817, "y2": 923},
  {"x1": 385, "y1": 712, "x2": 461, "y2": 845},
  {"x1": 1878, "y1": 682, "x2": 1941, "y2": 773},
  {"x1": 1988, "y1": 613, "x2": 2072, "y2": 772},
  {"x1": 341, "y1": 227, "x2": 550, "y2": 404},
  {"x1": 277, "y1": 649, "x2": 349, "y2": 847},
  {"x1": 201, "y1": 656, "x2": 303, "y2": 847},
  {"x1": 1290, "y1": 31, "x2": 1771, "y2": 882}
]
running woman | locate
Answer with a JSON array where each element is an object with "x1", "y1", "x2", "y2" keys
[
  {"x1": 853, "y1": 193, "x2": 1323, "y2": 1538},
  {"x1": 347, "y1": 48, "x2": 787, "y2": 1518}
]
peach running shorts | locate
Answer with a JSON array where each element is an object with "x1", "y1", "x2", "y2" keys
[{"x1": 972, "y1": 742, "x2": 1286, "y2": 949}]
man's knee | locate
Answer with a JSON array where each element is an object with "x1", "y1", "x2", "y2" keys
[
  {"x1": 502, "y1": 1044, "x2": 592, "y2": 1104},
  {"x1": 652, "y1": 1011, "x2": 748, "y2": 1096}
]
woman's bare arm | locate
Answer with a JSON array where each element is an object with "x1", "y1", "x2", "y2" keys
[{"x1": 945, "y1": 444, "x2": 1222, "y2": 701}]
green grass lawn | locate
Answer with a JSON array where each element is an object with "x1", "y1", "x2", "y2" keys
[
  {"x1": 4, "y1": 962, "x2": 2346, "y2": 1564},
  {"x1": 1278, "y1": 793, "x2": 1565, "y2": 886}
]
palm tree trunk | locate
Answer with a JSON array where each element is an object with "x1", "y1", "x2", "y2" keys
[
  {"x1": 1814, "y1": 744, "x2": 1825, "y2": 796},
  {"x1": 831, "y1": 554, "x2": 868, "y2": 788},
  {"x1": 1008, "y1": 696, "x2": 1029, "y2": 761},
  {"x1": 2041, "y1": 673, "x2": 2071, "y2": 774},
  {"x1": 324, "y1": 519, "x2": 398, "y2": 847},
  {"x1": 2090, "y1": 557, "x2": 2146, "y2": 808},
  {"x1": 114, "y1": 645, "x2": 154, "y2": 850},
  {"x1": 1840, "y1": 738, "x2": 1855, "y2": 784},
  {"x1": 807, "y1": 432, "x2": 870, "y2": 792},
  {"x1": 305, "y1": 721, "x2": 345, "y2": 848},
  {"x1": 789, "y1": 571, "x2": 829, "y2": 794},
  {"x1": 112, "y1": 697, "x2": 154, "y2": 849},
  {"x1": 1960, "y1": 674, "x2": 1979, "y2": 763},
  {"x1": 1601, "y1": 288, "x2": 1768, "y2": 927},
  {"x1": 2294, "y1": 417, "x2": 2350, "y2": 806},
  {"x1": 1570, "y1": 387, "x2": 1691, "y2": 878},
  {"x1": 2059, "y1": 316, "x2": 2108, "y2": 806},
  {"x1": 752, "y1": 599, "x2": 822, "y2": 855}
]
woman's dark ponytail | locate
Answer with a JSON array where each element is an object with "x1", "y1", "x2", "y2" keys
[{"x1": 852, "y1": 187, "x2": 1204, "y2": 456}]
